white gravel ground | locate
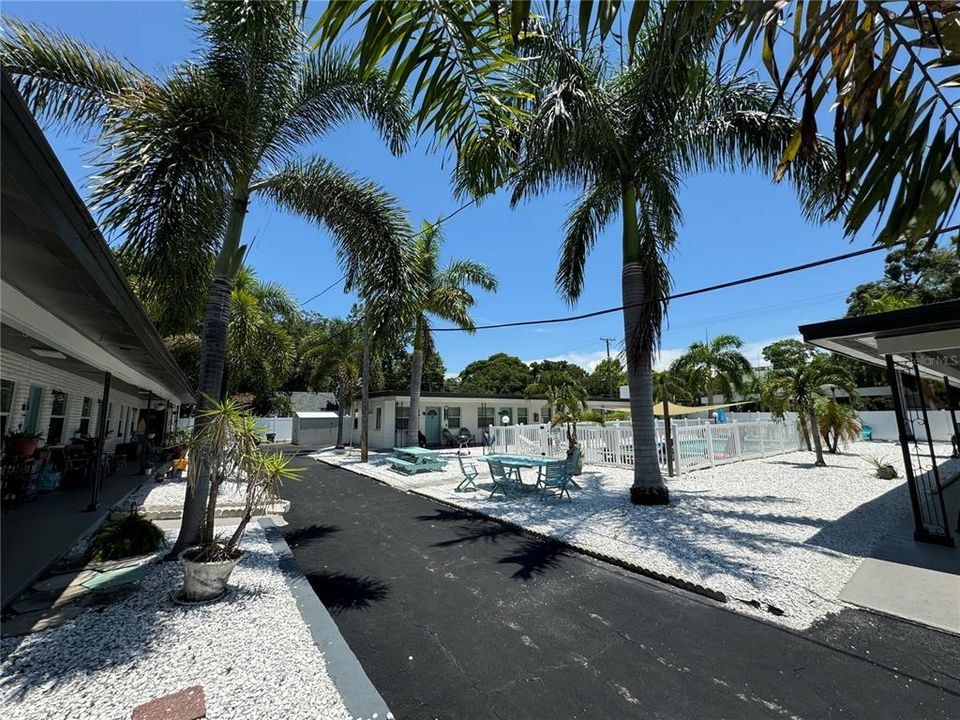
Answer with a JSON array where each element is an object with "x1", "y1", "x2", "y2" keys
[
  {"x1": 315, "y1": 442, "x2": 959, "y2": 630},
  {"x1": 118, "y1": 476, "x2": 247, "y2": 511},
  {"x1": 0, "y1": 523, "x2": 352, "y2": 720}
]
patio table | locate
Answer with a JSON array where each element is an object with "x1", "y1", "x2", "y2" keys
[
  {"x1": 480, "y1": 454, "x2": 565, "y2": 490},
  {"x1": 387, "y1": 446, "x2": 447, "y2": 475}
]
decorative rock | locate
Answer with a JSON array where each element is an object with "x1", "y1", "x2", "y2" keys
[{"x1": 132, "y1": 685, "x2": 206, "y2": 720}]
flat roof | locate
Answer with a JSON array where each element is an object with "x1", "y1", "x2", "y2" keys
[
  {"x1": 799, "y1": 300, "x2": 960, "y2": 383},
  {"x1": 1, "y1": 72, "x2": 194, "y2": 403},
  {"x1": 364, "y1": 390, "x2": 630, "y2": 403}
]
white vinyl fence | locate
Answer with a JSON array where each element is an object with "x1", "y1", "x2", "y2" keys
[
  {"x1": 489, "y1": 419, "x2": 803, "y2": 474},
  {"x1": 177, "y1": 416, "x2": 293, "y2": 442}
]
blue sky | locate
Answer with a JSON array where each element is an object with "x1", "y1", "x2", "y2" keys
[{"x1": 5, "y1": 1, "x2": 891, "y2": 375}]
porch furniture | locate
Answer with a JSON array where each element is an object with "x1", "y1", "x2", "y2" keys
[
  {"x1": 538, "y1": 461, "x2": 573, "y2": 501},
  {"x1": 485, "y1": 459, "x2": 519, "y2": 499},
  {"x1": 861, "y1": 425, "x2": 873, "y2": 441},
  {"x1": 442, "y1": 429, "x2": 458, "y2": 447},
  {"x1": 455, "y1": 454, "x2": 479, "y2": 492},
  {"x1": 480, "y1": 454, "x2": 566, "y2": 494},
  {"x1": 387, "y1": 446, "x2": 447, "y2": 475}
]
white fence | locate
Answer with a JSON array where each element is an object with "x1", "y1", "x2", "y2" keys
[
  {"x1": 489, "y1": 419, "x2": 804, "y2": 474},
  {"x1": 176, "y1": 416, "x2": 293, "y2": 442}
]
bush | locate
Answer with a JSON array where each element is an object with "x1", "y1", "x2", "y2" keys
[{"x1": 89, "y1": 514, "x2": 165, "y2": 561}]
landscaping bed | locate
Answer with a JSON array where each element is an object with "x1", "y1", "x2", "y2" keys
[{"x1": 314, "y1": 442, "x2": 958, "y2": 630}]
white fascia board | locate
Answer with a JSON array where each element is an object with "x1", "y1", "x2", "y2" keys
[{"x1": 1, "y1": 280, "x2": 185, "y2": 403}]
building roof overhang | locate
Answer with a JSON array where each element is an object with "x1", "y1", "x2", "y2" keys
[
  {"x1": 1, "y1": 73, "x2": 194, "y2": 404},
  {"x1": 799, "y1": 300, "x2": 960, "y2": 383}
]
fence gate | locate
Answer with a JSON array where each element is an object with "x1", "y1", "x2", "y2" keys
[{"x1": 887, "y1": 355, "x2": 954, "y2": 546}]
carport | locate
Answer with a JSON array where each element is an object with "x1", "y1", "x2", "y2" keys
[{"x1": 800, "y1": 300, "x2": 960, "y2": 546}]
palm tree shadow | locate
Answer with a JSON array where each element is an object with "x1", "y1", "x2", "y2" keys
[
  {"x1": 305, "y1": 571, "x2": 389, "y2": 614},
  {"x1": 498, "y1": 539, "x2": 568, "y2": 580},
  {"x1": 282, "y1": 523, "x2": 340, "y2": 546}
]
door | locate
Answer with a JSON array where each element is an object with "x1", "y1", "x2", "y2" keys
[
  {"x1": 24, "y1": 386, "x2": 43, "y2": 434},
  {"x1": 424, "y1": 406, "x2": 441, "y2": 446}
]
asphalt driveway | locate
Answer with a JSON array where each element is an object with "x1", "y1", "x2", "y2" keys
[{"x1": 280, "y1": 455, "x2": 960, "y2": 720}]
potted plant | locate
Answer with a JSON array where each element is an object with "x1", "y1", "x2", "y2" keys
[
  {"x1": 178, "y1": 399, "x2": 299, "y2": 601},
  {"x1": 4, "y1": 430, "x2": 43, "y2": 457},
  {"x1": 551, "y1": 382, "x2": 592, "y2": 475},
  {"x1": 866, "y1": 454, "x2": 898, "y2": 480}
]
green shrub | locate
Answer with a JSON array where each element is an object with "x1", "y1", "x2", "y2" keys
[{"x1": 89, "y1": 514, "x2": 166, "y2": 561}]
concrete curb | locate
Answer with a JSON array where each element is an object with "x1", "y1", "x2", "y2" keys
[
  {"x1": 259, "y1": 517, "x2": 392, "y2": 720},
  {"x1": 314, "y1": 455, "x2": 729, "y2": 605},
  {"x1": 110, "y1": 500, "x2": 290, "y2": 522}
]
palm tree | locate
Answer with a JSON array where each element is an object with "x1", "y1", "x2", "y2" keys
[
  {"x1": 670, "y1": 334, "x2": 752, "y2": 406},
  {"x1": 815, "y1": 397, "x2": 861, "y2": 454},
  {"x1": 761, "y1": 355, "x2": 856, "y2": 467},
  {"x1": 3, "y1": 3, "x2": 417, "y2": 552},
  {"x1": 455, "y1": 19, "x2": 833, "y2": 504},
  {"x1": 298, "y1": 318, "x2": 363, "y2": 448},
  {"x1": 551, "y1": 381, "x2": 590, "y2": 468},
  {"x1": 404, "y1": 221, "x2": 497, "y2": 445}
]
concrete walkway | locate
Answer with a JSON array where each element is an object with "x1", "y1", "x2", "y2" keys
[
  {"x1": 1, "y1": 469, "x2": 144, "y2": 607},
  {"x1": 280, "y1": 459, "x2": 960, "y2": 720},
  {"x1": 840, "y1": 479, "x2": 960, "y2": 633}
]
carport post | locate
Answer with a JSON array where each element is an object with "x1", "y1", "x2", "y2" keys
[
  {"x1": 86, "y1": 372, "x2": 111, "y2": 512},
  {"x1": 946, "y1": 376, "x2": 959, "y2": 458},
  {"x1": 885, "y1": 355, "x2": 924, "y2": 538}
]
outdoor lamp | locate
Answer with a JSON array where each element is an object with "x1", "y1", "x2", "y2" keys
[{"x1": 501, "y1": 415, "x2": 510, "y2": 426}]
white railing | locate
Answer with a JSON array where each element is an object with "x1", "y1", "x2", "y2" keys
[{"x1": 489, "y1": 419, "x2": 803, "y2": 474}]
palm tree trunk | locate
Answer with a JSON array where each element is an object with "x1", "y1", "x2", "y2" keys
[
  {"x1": 621, "y1": 183, "x2": 668, "y2": 505},
  {"x1": 360, "y1": 318, "x2": 371, "y2": 462},
  {"x1": 335, "y1": 391, "x2": 345, "y2": 448},
  {"x1": 171, "y1": 193, "x2": 248, "y2": 557},
  {"x1": 809, "y1": 406, "x2": 826, "y2": 466},
  {"x1": 406, "y1": 316, "x2": 425, "y2": 446}
]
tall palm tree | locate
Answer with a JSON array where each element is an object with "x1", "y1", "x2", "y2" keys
[
  {"x1": 670, "y1": 334, "x2": 751, "y2": 406},
  {"x1": 761, "y1": 355, "x2": 856, "y2": 467},
  {"x1": 404, "y1": 221, "x2": 497, "y2": 445},
  {"x1": 3, "y1": 2, "x2": 417, "y2": 551},
  {"x1": 456, "y1": 19, "x2": 834, "y2": 505}
]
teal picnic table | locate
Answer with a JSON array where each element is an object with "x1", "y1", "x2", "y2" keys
[
  {"x1": 481, "y1": 454, "x2": 565, "y2": 491},
  {"x1": 387, "y1": 446, "x2": 448, "y2": 475}
]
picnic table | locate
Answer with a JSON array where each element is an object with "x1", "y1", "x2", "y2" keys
[{"x1": 387, "y1": 446, "x2": 448, "y2": 475}]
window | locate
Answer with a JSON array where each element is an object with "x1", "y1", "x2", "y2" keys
[
  {"x1": 47, "y1": 390, "x2": 68, "y2": 445},
  {"x1": 517, "y1": 407, "x2": 528, "y2": 425},
  {"x1": 0, "y1": 379, "x2": 13, "y2": 435},
  {"x1": 79, "y1": 397, "x2": 92, "y2": 435},
  {"x1": 375, "y1": 407, "x2": 382, "y2": 430},
  {"x1": 395, "y1": 403, "x2": 409, "y2": 431},
  {"x1": 542, "y1": 405, "x2": 552, "y2": 423},
  {"x1": 445, "y1": 406, "x2": 461, "y2": 430},
  {"x1": 478, "y1": 406, "x2": 495, "y2": 430}
]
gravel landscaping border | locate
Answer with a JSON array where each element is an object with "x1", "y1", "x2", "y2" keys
[
  {"x1": 313, "y1": 443, "x2": 959, "y2": 630},
  {"x1": 1, "y1": 523, "x2": 355, "y2": 720}
]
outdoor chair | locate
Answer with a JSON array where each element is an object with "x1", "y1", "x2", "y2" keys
[
  {"x1": 539, "y1": 461, "x2": 573, "y2": 502},
  {"x1": 487, "y1": 459, "x2": 518, "y2": 499},
  {"x1": 565, "y1": 448, "x2": 583, "y2": 491},
  {"x1": 455, "y1": 454, "x2": 479, "y2": 492},
  {"x1": 861, "y1": 424, "x2": 873, "y2": 441},
  {"x1": 442, "y1": 428, "x2": 457, "y2": 447}
]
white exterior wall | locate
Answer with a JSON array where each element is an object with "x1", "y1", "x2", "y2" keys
[
  {"x1": 1, "y1": 348, "x2": 153, "y2": 448},
  {"x1": 859, "y1": 409, "x2": 957, "y2": 442}
]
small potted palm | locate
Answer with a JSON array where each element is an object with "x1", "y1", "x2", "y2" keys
[
  {"x1": 551, "y1": 383, "x2": 591, "y2": 475},
  {"x1": 178, "y1": 399, "x2": 299, "y2": 602}
]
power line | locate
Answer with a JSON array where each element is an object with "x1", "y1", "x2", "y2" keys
[
  {"x1": 429, "y1": 241, "x2": 901, "y2": 333},
  {"x1": 298, "y1": 197, "x2": 479, "y2": 308}
]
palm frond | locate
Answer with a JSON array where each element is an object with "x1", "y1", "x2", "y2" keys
[
  {"x1": 1, "y1": 16, "x2": 153, "y2": 130},
  {"x1": 437, "y1": 259, "x2": 498, "y2": 293},
  {"x1": 557, "y1": 179, "x2": 620, "y2": 302}
]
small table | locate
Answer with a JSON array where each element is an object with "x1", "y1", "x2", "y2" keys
[
  {"x1": 481, "y1": 454, "x2": 565, "y2": 490},
  {"x1": 387, "y1": 446, "x2": 447, "y2": 475}
]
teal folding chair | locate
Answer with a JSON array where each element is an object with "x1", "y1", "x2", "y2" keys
[
  {"x1": 539, "y1": 461, "x2": 573, "y2": 501},
  {"x1": 455, "y1": 454, "x2": 479, "y2": 492},
  {"x1": 565, "y1": 448, "x2": 583, "y2": 491},
  {"x1": 487, "y1": 459, "x2": 518, "y2": 499}
]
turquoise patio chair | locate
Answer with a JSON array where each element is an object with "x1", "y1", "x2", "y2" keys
[
  {"x1": 455, "y1": 454, "x2": 479, "y2": 492},
  {"x1": 539, "y1": 461, "x2": 573, "y2": 502},
  {"x1": 861, "y1": 424, "x2": 873, "y2": 441},
  {"x1": 487, "y1": 459, "x2": 517, "y2": 499}
]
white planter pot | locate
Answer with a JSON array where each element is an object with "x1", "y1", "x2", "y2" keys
[{"x1": 180, "y1": 550, "x2": 240, "y2": 601}]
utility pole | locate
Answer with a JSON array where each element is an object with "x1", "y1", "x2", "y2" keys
[
  {"x1": 600, "y1": 337, "x2": 615, "y2": 397},
  {"x1": 360, "y1": 315, "x2": 371, "y2": 462}
]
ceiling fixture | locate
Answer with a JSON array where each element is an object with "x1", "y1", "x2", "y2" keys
[{"x1": 30, "y1": 346, "x2": 67, "y2": 360}]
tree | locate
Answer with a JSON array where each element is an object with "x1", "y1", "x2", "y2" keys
[
  {"x1": 403, "y1": 220, "x2": 497, "y2": 444},
  {"x1": 380, "y1": 347, "x2": 446, "y2": 393},
  {"x1": 815, "y1": 397, "x2": 861, "y2": 454},
  {"x1": 457, "y1": 21, "x2": 832, "y2": 505},
  {"x1": 456, "y1": 353, "x2": 531, "y2": 396},
  {"x1": 846, "y1": 237, "x2": 960, "y2": 317},
  {"x1": 670, "y1": 334, "x2": 751, "y2": 406},
  {"x1": 550, "y1": 381, "x2": 591, "y2": 469},
  {"x1": 298, "y1": 318, "x2": 363, "y2": 448},
  {"x1": 762, "y1": 339, "x2": 818, "y2": 371},
  {"x1": 761, "y1": 354, "x2": 856, "y2": 467},
  {"x1": 528, "y1": 360, "x2": 588, "y2": 385},
  {"x1": 586, "y1": 358, "x2": 627, "y2": 398},
  {"x1": 3, "y1": 3, "x2": 417, "y2": 553}
]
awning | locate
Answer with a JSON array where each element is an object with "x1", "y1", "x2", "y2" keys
[
  {"x1": 799, "y1": 300, "x2": 960, "y2": 383},
  {"x1": 655, "y1": 400, "x2": 751, "y2": 417}
]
